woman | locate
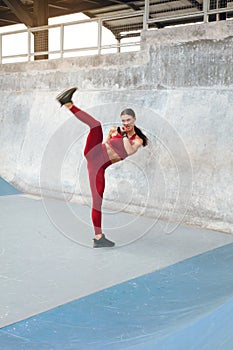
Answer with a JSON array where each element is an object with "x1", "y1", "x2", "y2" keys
[{"x1": 56, "y1": 87, "x2": 148, "y2": 248}]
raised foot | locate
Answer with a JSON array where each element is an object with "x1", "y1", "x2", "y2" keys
[
  {"x1": 93, "y1": 234, "x2": 115, "y2": 248},
  {"x1": 56, "y1": 87, "x2": 78, "y2": 106}
]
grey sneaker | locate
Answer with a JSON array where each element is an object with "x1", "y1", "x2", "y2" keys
[{"x1": 93, "y1": 234, "x2": 115, "y2": 248}]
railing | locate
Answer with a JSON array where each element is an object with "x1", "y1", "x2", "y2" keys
[
  {"x1": 0, "y1": 0, "x2": 233, "y2": 64},
  {"x1": 0, "y1": 12, "x2": 144, "y2": 64}
]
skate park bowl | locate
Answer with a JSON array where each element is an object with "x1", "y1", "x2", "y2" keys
[{"x1": 1, "y1": 20, "x2": 233, "y2": 350}]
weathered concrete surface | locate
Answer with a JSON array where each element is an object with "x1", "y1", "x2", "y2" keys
[{"x1": 0, "y1": 20, "x2": 232, "y2": 234}]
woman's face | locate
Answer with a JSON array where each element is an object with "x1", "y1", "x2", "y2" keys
[{"x1": 121, "y1": 114, "x2": 136, "y2": 132}]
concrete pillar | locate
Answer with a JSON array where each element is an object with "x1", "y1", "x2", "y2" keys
[{"x1": 33, "y1": 0, "x2": 48, "y2": 60}]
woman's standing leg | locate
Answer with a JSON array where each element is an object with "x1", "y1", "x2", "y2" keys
[
  {"x1": 69, "y1": 105, "x2": 109, "y2": 238},
  {"x1": 87, "y1": 163, "x2": 106, "y2": 236}
]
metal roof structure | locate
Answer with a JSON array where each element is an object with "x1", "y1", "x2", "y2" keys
[
  {"x1": 1, "y1": 0, "x2": 232, "y2": 33},
  {"x1": 2, "y1": 0, "x2": 148, "y2": 29}
]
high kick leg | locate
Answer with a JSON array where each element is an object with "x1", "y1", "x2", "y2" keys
[
  {"x1": 56, "y1": 87, "x2": 115, "y2": 247},
  {"x1": 69, "y1": 105, "x2": 103, "y2": 156}
]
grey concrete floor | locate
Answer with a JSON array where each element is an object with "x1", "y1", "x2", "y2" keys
[{"x1": 1, "y1": 194, "x2": 233, "y2": 328}]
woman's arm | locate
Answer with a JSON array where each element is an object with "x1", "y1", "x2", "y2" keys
[
  {"x1": 122, "y1": 136, "x2": 143, "y2": 155},
  {"x1": 105, "y1": 126, "x2": 118, "y2": 142}
]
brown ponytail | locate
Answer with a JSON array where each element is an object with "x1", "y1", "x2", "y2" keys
[{"x1": 134, "y1": 125, "x2": 149, "y2": 147}]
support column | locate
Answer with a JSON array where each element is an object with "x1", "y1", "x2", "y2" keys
[{"x1": 33, "y1": 0, "x2": 48, "y2": 60}]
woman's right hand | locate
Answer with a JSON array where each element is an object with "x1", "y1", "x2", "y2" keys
[{"x1": 117, "y1": 126, "x2": 126, "y2": 134}]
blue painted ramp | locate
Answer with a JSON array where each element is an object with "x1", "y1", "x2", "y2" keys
[
  {"x1": 1, "y1": 243, "x2": 233, "y2": 350},
  {"x1": 0, "y1": 177, "x2": 21, "y2": 196}
]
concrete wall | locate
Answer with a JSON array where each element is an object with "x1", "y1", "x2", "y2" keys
[{"x1": 0, "y1": 20, "x2": 232, "y2": 234}]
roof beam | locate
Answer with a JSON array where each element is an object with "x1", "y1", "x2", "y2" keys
[
  {"x1": 110, "y1": 0, "x2": 142, "y2": 11},
  {"x1": 2, "y1": 0, "x2": 34, "y2": 27},
  {"x1": 49, "y1": 0, "x2": 117, "y2": 14},
  {"x1": 0, "y1": 17, "x2": 19, "y2": 25}
]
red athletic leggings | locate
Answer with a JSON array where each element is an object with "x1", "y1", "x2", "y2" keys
[{"x1": 70, "y1": 105, "x2": 112, "y2": 235}]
